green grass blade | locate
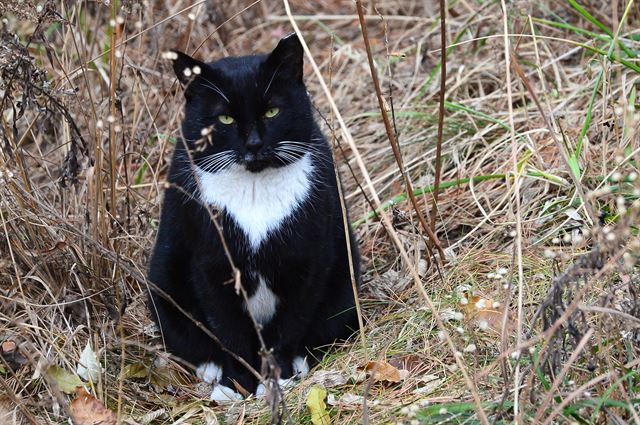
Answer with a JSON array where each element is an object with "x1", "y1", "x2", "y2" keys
[
  {"x1": 567, "y1": 0, "x2": 637, "y2": 58},
  {"x1": 576, "y1": 67, "x2": 604, "y2": 156}
]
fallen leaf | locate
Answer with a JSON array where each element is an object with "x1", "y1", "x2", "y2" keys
[
  {"x1": 309, "y1": 370, "x2": 347, "y2": 388},
  {"x1": 306, "y1": 385, "x2": 330, "y2": 425},
  {"x1": 361, "y1": 361, "x2": 402, "y2": 383},
  {"x1": 122, "y1": 362, "x2": 149, "y2": 380},
  {"x1": 461, "y1": 294, "x2": 514, "y2": 334},
  {"x1": 70, "y1": 387, "x2": 116, "y2": 425},
  {"x1": 389, "y1": 354, "x2": 424, "y2": 372},
  {"x1": 412, "y1": 374, "x2": 443, "y2": 395},
  {"x1": 46, "y1": 365, "x2": 84, "y2": 394},
  {"x1": 330, "y1": 393, "x2": 363, "y2": 406},
  {"x1": 76, "y1": 343, "x2": 101, "y2": 382}
]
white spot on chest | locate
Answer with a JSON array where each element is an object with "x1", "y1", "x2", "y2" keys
[
  {"x1": 197, "y1": 154, "x2": 313, "y2": 250},
  {"x1": 244, "y1": 275, "x2": 278, "y2": 324}
]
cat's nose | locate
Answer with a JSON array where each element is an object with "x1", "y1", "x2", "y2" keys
[{"x1": 245, "y1": 130, "x2": 263, "y2": 154}]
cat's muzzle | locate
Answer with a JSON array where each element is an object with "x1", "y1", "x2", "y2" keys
[{"x1": 243, "y1": 152, "x2": 271, "y2": 172}]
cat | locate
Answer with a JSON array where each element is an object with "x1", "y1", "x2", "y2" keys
[{"x1": 148, "y1": 33, "x2": 360, "y2": 401}]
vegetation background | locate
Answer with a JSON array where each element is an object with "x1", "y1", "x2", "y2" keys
[{"x1": 0, "y1": 0, "x2": 639, "y2": 423}]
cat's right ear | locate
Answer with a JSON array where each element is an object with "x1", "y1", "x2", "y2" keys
[{"x1": 163, "y1": 50, "x2": 208, "y2": 88}]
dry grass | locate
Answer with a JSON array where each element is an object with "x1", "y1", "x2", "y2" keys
[{"x1": 1, "y1": 0, "x2": 639, "y2": 423}]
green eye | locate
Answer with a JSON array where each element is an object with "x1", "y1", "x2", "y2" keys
[
  {"x1": 218, "y1": 115, "x2": 235, "y2": 125},
  {"x1": 264, "y1": 107, "x2": 280, "y2": 118}
]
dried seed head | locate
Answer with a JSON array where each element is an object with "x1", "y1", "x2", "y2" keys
[{"x1": 162, "y1": 51, "x2": 178, "y2": 60}]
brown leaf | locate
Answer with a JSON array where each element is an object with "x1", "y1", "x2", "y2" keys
[
  {"x1": 69, "y1": 387, "x2": 116, "y2": 425},
  {"x1": 361, "y1": 360, "x2": 402, "y2": 383},
  {"x1": 461, "y1": 294, "x2": 514, "y2": 334},
  {"x1": 388, "y1": 354, "x2": 423, "y2": 372}
]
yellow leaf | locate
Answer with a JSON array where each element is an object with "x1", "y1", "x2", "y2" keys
[
  {"x1": 70, "y1": 387, "x2": 116, "y2": 425},
  {"x1": 306, "y1": 385, "x2": 330, "y2": 425},
  {"x1": 122, "y1": 362, "x2": 149, "y2": 379},
  {"x1": 46, "y1": 365, "x2": 84, "y2": 394}
]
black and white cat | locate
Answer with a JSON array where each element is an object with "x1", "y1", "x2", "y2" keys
[{"x1": 148, "y1": 33, "x2": 360, "y2": 401}]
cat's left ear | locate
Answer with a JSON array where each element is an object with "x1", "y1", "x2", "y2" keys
[
  {"x1": 265, "y1": 33, "x2": 304, "y2": 83},
  {"x1": 163, "y1": 50, "x2": 208, "y2": 86}
]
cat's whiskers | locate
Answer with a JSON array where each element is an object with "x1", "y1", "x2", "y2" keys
[
  {"x1": 197, "y1": 150, "x2": 238, "y2": 173},
  {"x1": 273, "y1": 150, "x2": 298, "y2": 165},
  {"x1": 204, "y1": 156, "x2": 238, "y2": 174},
  {"x1": 275, "y1": 145, "x2": 322, "y2": 162},
  {"x1": 198, "y1": 77, "x2": 230, "y2": 103}
]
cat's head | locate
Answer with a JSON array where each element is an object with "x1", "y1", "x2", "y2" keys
[{"x1": 167, "y1": 33, "x2": 317, "y2": 173}]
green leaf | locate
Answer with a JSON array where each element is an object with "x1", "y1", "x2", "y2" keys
[
  {"x1": 306, "y1": 385, "x2": 330, "y2": 425},
  {"x1": 46, "y1": 365, "x2": 84, "y2": 394}
]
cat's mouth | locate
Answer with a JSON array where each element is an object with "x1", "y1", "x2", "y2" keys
[{"x1": 242, "y1": 152, "x2": 274, "y2": 172}]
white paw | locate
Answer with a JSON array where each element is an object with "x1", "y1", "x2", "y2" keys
[
  {"x1": 278, "y1": 377, "x2": 295, "y2": 388},
  {"x1": 210, "y1": 384, "x2": 243, "y2": 402},
  {"x1": 292, "y1": 356, "x2": 309, "y2": 377},
  {"x1": 196, "y1": 362, "x2": 222, "y2": 384},
  {"x1": 255, "y1": 379, "x2": 293, "y2": 398}
]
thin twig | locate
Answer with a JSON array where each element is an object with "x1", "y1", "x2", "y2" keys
[
  {"x1": 354, "y1": 0, "x2": 445, "y2": 264},
  {"x1": 430, "y1": 0, "x2": 447, "y2": 236},
  {"x1": 498, "y1": 1, "x2": 526, "y2": 419}
]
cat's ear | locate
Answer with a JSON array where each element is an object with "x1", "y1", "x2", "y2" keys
[
  {"x1": 163, "y1": 50, "x2": 208, "y2": 85},
  {"x1": 265, "y1": 33, "x2": 303, "y2": 83}
]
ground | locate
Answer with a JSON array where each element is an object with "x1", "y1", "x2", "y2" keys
[{"x1": 0, "y1": 0, "x2": 639, "y2": 424}]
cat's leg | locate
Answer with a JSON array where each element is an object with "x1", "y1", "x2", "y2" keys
[
  {"x1": 301, "y1": 258, "x2": 360, "y2": 365},
  {"x1": 150, "y1": 293, "x2": 224, "y2": 371}
]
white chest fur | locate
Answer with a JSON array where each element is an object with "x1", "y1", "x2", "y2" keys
[
  {"x1": 196, "y1": 154, "x2": 313, "y2": 250},
  {"x1": 244, "y1": 274, "x2": 278, "y2": 324}
]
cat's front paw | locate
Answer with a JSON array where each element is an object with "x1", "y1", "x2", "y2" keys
[
  {"x1": 292, "y1": 356, "x2": 309, "y2": 377},
  {"x1": 255, "y1": 378, "x2": 296, "y2": 397},
  {"x1": 196, "y1": 362, "x2": 222, "y2": 384},
  {"x1": 210, "y1": 384, "x2": 243, "y2": 402}
]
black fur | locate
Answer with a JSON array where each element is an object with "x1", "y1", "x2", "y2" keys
[{"x1": 148, "y1": 34, "x2": 360, "y2": 394}]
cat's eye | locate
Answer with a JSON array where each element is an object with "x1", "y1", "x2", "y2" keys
[
  {"x1": 218, "y1": 115, "x2": 235, "y2": 125},
  {"x1": 264, "y1": 107, "x2": 280, "y2": 118}
]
